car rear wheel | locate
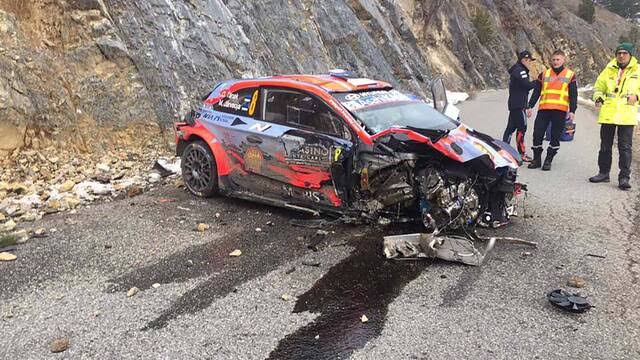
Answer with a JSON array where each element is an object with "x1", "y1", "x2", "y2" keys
[{"x1": 181, "y1": 140, "x2": 218, "y2": 197}]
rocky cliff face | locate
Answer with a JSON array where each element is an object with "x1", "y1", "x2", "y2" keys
[{"x1": 0, "y1": 0, "x2": 634, "y2": 157}]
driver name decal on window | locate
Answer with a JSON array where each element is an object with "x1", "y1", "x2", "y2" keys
[{"x1": 214, "y1": 88, "x2": 258, "y2": 116}]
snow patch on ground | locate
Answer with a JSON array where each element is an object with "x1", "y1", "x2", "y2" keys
[{"x1": 446, "y1": 91, "x2": 470, "y2": 105}]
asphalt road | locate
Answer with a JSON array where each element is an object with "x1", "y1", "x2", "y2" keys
[{"x1": 1, "y1": 90, "x2": 639, "y2": 359}]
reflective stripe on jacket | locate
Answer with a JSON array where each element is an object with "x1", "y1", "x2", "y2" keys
[
  {"x1": 593, "y1": 57, "x2": 640, "y2": 125},
  {"x1": 539, "y1": 68, "x2": 574, "y2": 112}
]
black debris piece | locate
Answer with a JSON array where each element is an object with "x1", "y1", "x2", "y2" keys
[{"x1": 547, "y1": 289, "x2": 592, "y2": 313}]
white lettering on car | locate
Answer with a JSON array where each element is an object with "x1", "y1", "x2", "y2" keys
[{"x1": 249, "y1": 122, "x2": 272, "y2": 132}]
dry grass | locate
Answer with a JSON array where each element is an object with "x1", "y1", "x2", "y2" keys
[{"x1": 0, "y1": 0, "x2": 32, "y2": 19}]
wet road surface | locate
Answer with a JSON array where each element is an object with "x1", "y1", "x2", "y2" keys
[{"x1": 1, "y1": 90, "x2": 639, "y2": 359}]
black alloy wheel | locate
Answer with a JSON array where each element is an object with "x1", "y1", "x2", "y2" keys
[{"x1": 181, "y1": 140, "x2": 218, "y2": 197}]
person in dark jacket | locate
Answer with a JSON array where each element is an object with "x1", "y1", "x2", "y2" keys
[
  {"x1": 527, "y1": 50, "x2": 578, "y2": 171},
  {"x1": 503, "y1": 50, "x2": 538, "y2": 162}
]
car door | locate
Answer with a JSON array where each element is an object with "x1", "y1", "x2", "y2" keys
[{"x1": 257, "y1": 88, "x2": 355, "y2": 208}]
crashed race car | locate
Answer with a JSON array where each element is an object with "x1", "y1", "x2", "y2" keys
[{"x1": 175, "y1": 71, "x2": 525, "y2": 265}]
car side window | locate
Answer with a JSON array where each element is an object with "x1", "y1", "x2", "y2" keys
[
  {"x1": 264, "y1": 89, "x2": 352, "y2": 140},
  {"x1": 213, "y1": 87, "x2": 260, "y2": 117}
]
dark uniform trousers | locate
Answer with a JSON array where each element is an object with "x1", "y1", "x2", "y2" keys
[
  {"x1": 598, "y1": 124, "x2": 634, "y2": 180},
  {"x1": 502, "y1": 109, "x2": 527, "y2": 155},
  {"x1": 531, "y1": 109, "x2": 566, "y2": 157}
]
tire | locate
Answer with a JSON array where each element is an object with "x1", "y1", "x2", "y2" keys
[{"x1": 181, "y1": 140, "x2": 218, "y2": 197}]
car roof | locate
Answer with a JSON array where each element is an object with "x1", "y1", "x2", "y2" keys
[{"x1": 249, "y1": 74, "x2": 393, "y2": 93}]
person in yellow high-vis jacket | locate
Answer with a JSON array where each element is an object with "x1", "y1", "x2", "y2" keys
[{"x1": 589, "y1": 43, "x2": 639, "y2": 190}]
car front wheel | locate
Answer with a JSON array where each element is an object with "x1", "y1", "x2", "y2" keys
[{"x1": 181, "y1": 140, "x2": 218, "y2": 197}]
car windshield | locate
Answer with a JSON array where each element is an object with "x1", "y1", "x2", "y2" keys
[{"x1": 333, "y1": 89, "x2": 457, "y2": 134}]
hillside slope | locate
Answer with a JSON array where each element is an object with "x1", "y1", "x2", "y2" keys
[{"x1": 0, "y1": 0, "x2": 633, "y2": 156}]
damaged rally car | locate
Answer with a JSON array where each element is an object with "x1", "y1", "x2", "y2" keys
[{"x1": 175, "y1": 71, "x2": 524, "y2": 264}]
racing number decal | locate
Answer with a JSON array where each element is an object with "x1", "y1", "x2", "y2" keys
[
  {"x1": 248, "y1": 90, "x2": 259, "y2": 116},
  {"x1": 333, "y1": 146, "x2": 342, "y2": 162}
]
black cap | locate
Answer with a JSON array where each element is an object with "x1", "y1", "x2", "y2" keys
[{"x1": 518, "y1": 50, "x2": 536, "y2": 61}]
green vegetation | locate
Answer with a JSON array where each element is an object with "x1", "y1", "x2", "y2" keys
[
  {"x1": 472, "y1": 9, "x2": 496, "y2": 45},
  {"x1": 578, "y1": 0, "x2": 596, "y2": 23}
]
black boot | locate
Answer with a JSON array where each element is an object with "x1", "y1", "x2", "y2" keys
[
  {"x1": 541, "y1": 148, "x2": 557, "y2": 171},
  {"x1": 619, "y1": 177, "x2": 631, "y2": 190},
  {"x1": 589, "y1": 173, "x2": 610, "y2": 183},
  {"x1": 542, "y1": 155, "x2": 553, "y2": 171},
  {"x1": 527, "y1": 148, "x2": 543, "y2": 169}
]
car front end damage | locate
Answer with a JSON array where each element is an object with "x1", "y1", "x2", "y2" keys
[{"x1": 342, "y1": 125, "x2": 526, "y2": 266}]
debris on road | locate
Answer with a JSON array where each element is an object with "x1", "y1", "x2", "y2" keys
[
  {"x1": 547, "y1": 289, "x2": 592, "y2": 313},
  {"x1": 127, "y1": 185, "x2": 143, "y2": 198},
  {"x1": 285, "y1": 267, "x2": 296, "y2": 274},
  {"x1": 383, "y1": 233, "x2": 495, "y2": 266},
  {"x1": 49, "y1": 338, "x2": 70, "y2": 353},
  {"x1": 152, "y1": 283, "x2": 161, "y2": 289},
  {"x1": 32, "y1": 228, "x2": 48, "y2": 238},
  {"x1": 360, "y1": 315, "x2": 369, "y2": 323},
  {"x1": 301, "y1": 260, "x2": 321, "y2": 267},
  {"x1": 585, "y1": 253, "x2": 606, "y2": 259},
  {"x1": 229, "y1": 249, "x2": 242, "y2": 257},
  {"x1": 153, "y1": 157, "x2": 181, "y2": 177},
  {"x1": 281, "y1": 294, "x2": 291, "y2": 301},
  {"x1": 127, "y1": 287, "x2": 140, "y2": 297},
  {"x1": 255, "y1": 227, "x2": 262, "y2": 232},
  {"x1": 289, "y1": 218, "x2": 337, "y2": 229},
  {"x1": 490, "y1": 236, "x2": 538, "y2": 247},
  {"x1": 196, "y1": 223, "x2": 209, "y2": 232},
  {"x1": 567, "y1": 276, "x2": 586, "y2": 288},
  {"x1": 0, "y1": 252, "x2": 17, "y2": 261}
]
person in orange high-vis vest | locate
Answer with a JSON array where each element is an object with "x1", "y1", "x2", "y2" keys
[{"x1": 527, "y1": 50, "x2": 578, "y2": 171}]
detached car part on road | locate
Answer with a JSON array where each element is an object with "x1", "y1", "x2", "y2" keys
[{"x1": 175, "y1": 71, "x2": 524, "y2": 265}]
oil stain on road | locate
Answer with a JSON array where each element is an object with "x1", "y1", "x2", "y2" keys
[{"x1": 268, "y1": 231, "x2": 429, "y2": 360}]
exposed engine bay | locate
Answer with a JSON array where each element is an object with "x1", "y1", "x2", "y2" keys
[{"x1": 347, "y1": 129, "x2": 526, "y2": 265}]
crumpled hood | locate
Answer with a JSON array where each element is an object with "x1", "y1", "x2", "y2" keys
[{"x1": 373, "y1": 124, "x2": 520, "y2": 169}]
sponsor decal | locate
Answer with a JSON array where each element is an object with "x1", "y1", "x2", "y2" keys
[
  {"x1": 339, "y1": 89, "x2": 412, "y2": 111},
  {"x1": 344, "y1": 93, "x2": 361, "y2": 101},
  {"x1": 282, "y1": 185, "x2": 323, "y2": 203},
  {"x1": 197, "y1": 110, "x2": 234, "y2": 124},
  {"x1": 244, "y1": 147, "x2": 263, "y2": 173},
  {"x1": 249, "y1": 122, "x2": 272, "y2": 132},
  {"x1": 285, "y1": 144, "x2": 331, "y2": 166},
  {"x1": 231, "y1": 117, "x2": 247, "y2": 126},
  {"x1": 472, "y1": 141, "x2": 495, "y2": 161}
]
